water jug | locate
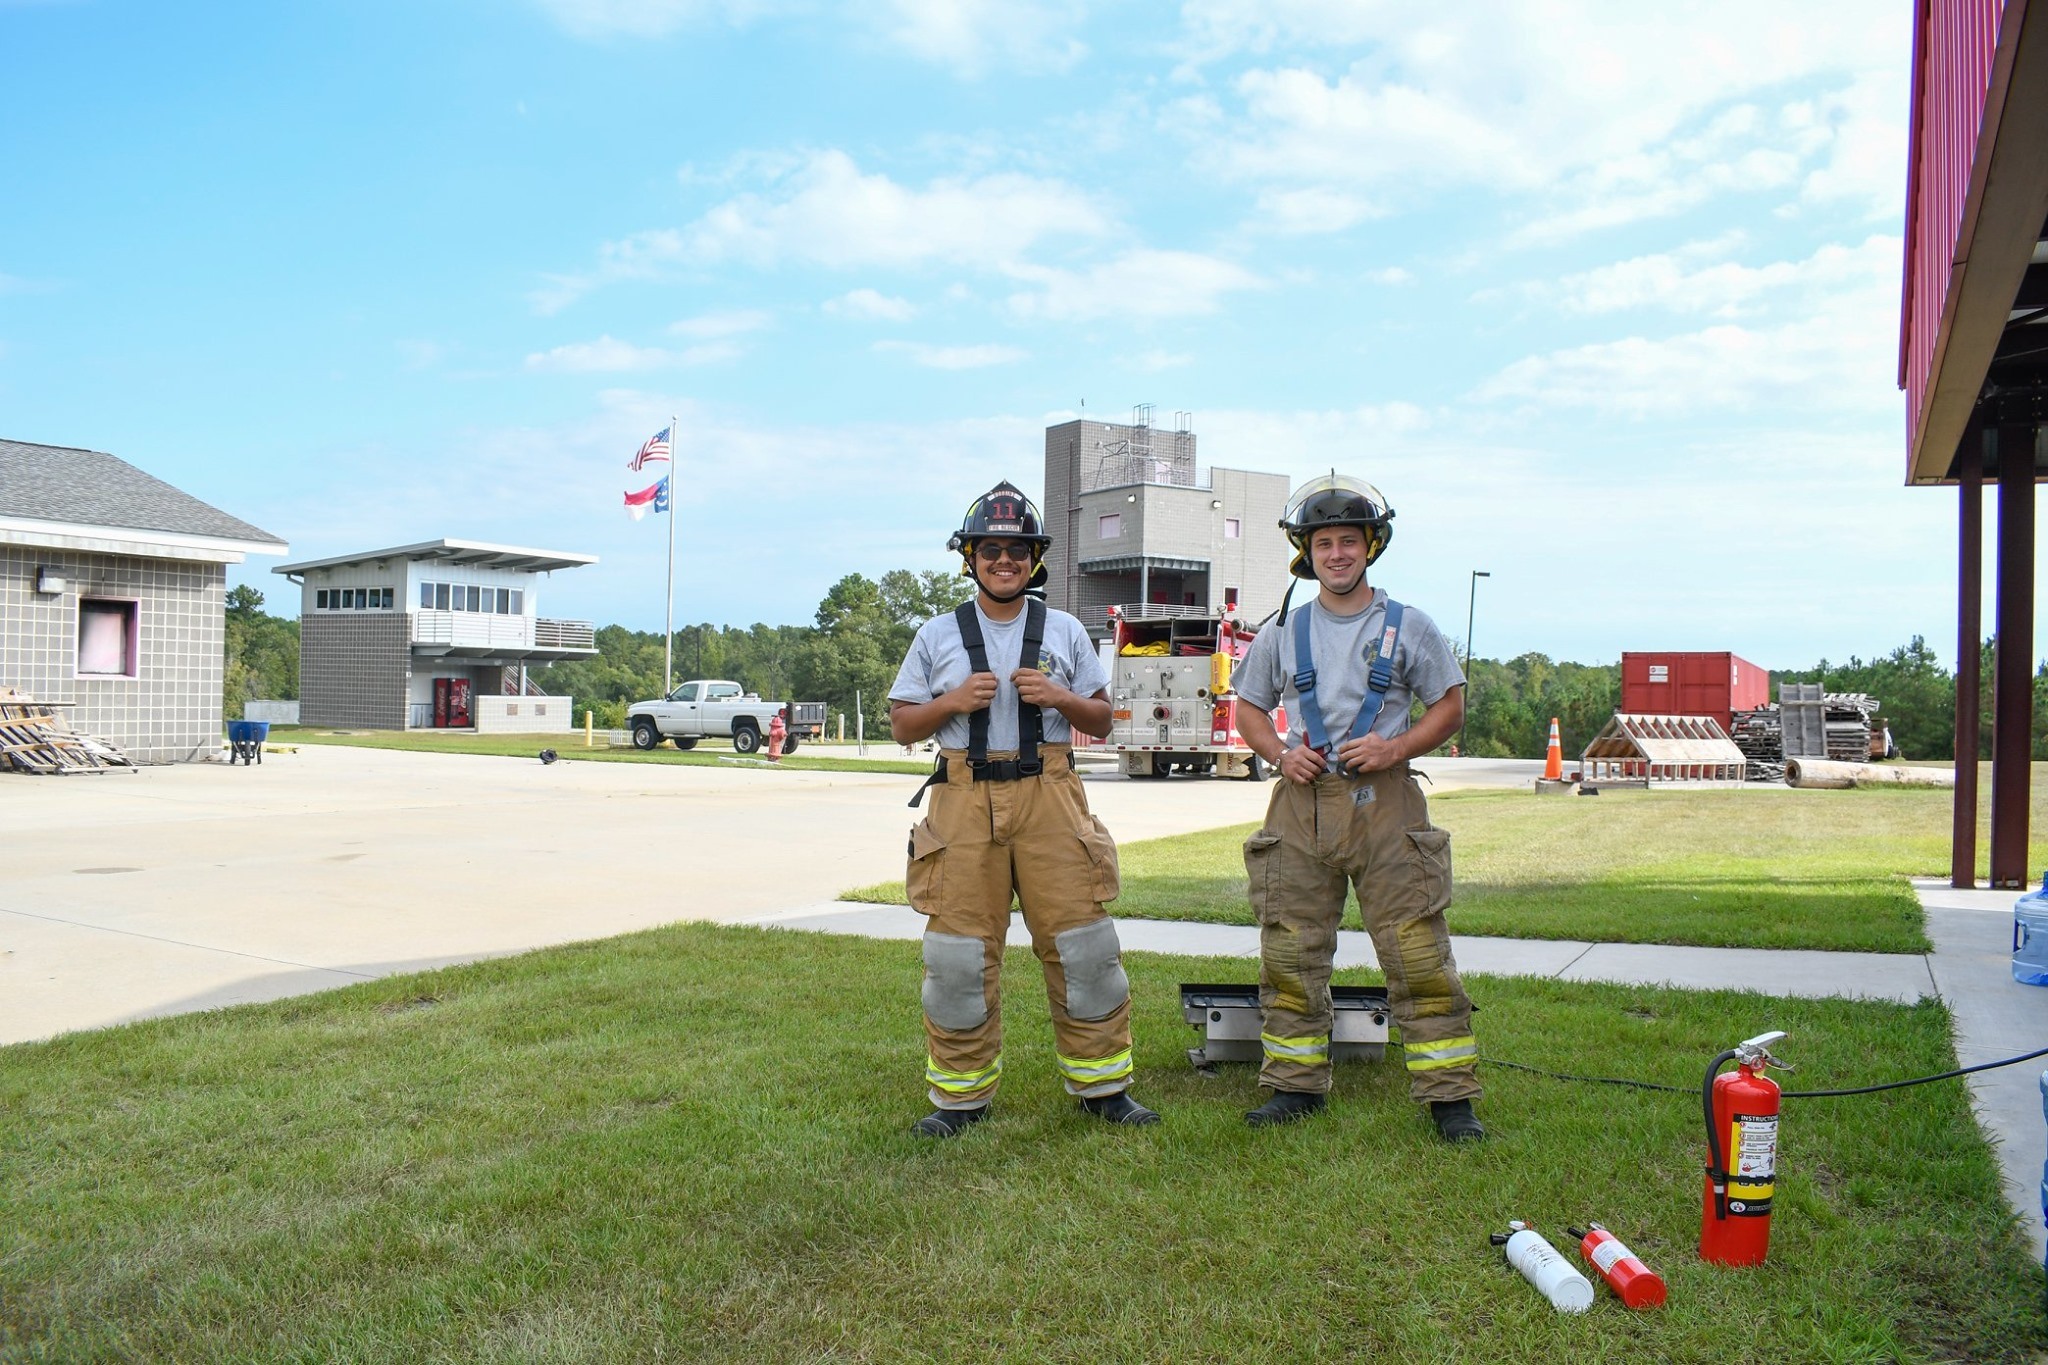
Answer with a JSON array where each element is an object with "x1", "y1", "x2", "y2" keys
[{"x1": 2014, "y1": 876, "x2": 2048, "y2": 985}]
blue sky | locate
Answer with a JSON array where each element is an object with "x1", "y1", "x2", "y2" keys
[{"x1": 3, "y1": 1, "x2": 1971, "y2": 669}]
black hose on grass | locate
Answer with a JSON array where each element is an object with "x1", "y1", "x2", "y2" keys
[{"x1": 1483, "y1": 1042, "x2": 2048, "y2": 1098}]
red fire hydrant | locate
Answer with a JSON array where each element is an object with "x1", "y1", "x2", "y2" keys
[{"x1": 767, "y1": 710, "x2": 787, "y2": 761}]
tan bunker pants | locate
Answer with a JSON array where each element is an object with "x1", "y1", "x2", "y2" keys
[
  {"x1": 1245, "y1": 763, "x2": 1479, "y2": 1105},
  {"x1": 905, "y1": 745, "x2": 1134, "y2": 1110}
]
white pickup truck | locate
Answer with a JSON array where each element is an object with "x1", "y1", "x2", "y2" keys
[{"x1": 626, "y1": 680, "x2": 825, "y2": 754}]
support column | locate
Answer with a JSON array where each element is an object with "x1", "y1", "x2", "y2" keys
[
  {"x1": 1988, "y1": 424, "x2": 2036, "y2": 889},
  {"x1": 1955, "y1": 456, "x2": 1983, "y2": 888}
]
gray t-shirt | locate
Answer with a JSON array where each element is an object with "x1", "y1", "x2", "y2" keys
[
  {"x1": 890, "y1": 602, "x2": 1110, "y2": 751},
  {"x1": 1236, "y1": 588, "x2": 1464, "y2": 750}
]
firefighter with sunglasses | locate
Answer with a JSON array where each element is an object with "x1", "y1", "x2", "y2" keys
[{"x1": 889, "y1": 481, "x2": 1160, "y2": 1138}]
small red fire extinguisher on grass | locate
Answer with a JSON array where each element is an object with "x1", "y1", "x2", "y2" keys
[
  {"x1": 1569, "y1": 1223, "x2": 1667, "y2": 1308},
  {"x1": 1700, "y1": 1029, "x2": 1789, "y2": 1266}
]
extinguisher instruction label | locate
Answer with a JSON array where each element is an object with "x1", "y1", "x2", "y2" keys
[
  {"x1": 1589, "y1": 1239, "x2": 1633, "y2": 1274},
  {"x1": 1727, "y1": 1111, "x2": 1777, "y2": 1214}
]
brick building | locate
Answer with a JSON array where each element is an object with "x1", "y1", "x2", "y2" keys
[{"x1": 0, "y1": 437, "x2": 288, "y2": 763}]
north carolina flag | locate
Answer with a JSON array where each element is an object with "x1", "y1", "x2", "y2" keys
[
  {"x1": 629, "y1": 425, "x2": 672, "y2": 471},
  {"x1": 624, "y1": 476, "x2": 669, "y2": 521}
]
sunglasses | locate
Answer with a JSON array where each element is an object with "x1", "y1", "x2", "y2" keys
[{"x1": 975, "y1": 542, "x2": 1035, "y2": 562}]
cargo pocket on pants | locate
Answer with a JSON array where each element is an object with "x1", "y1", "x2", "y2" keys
[
  {"x1": 906, "y1": 818, "x2": 946, "y2": 914},
  {"x1": 1404, "y1": 827, "x2": 1452, "y2": 917},
  {"x1": 1244, "y1": 831, "x2": 1281, "y2": 925},
  {"x1": 1078, "y1": 815, "x2": 1121, "y2": 903}
]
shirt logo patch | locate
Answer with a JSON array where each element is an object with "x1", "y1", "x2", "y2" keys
[{"x1": 1035, "y1": 649, "x2": 1055, "y2": 674}]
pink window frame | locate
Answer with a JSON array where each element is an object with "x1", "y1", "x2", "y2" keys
[{"x1": 76, "y1": 596, "x2": 141, "y2": 680}]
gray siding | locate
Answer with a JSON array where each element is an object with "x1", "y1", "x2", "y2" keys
[
  {"x1": 299, "y1": 614, "x2": 410, "y2": 728},
  {"x1": 0, "y1": 547, "x2": 225, "y2": 763},
  {"x1": 1042, "y1": 417, "x2": 1291, "y2": 630}
]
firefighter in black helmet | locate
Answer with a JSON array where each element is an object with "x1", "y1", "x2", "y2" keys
[
  {"x1": 887, "y1": 481, "x2": 1159, "y2": 1137},
  {"x1": 1230, "y1": 474, "x2": 1484, "y2": 1141}
]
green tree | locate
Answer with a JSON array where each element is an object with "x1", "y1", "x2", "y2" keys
[{"x1": 221, "y1": 585, "x2": 299, "y2": 720}]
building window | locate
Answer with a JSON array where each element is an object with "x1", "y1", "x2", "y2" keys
[
  {"x1": 420, "y1": 584, "x2": 434, "y2": 608},
  {"x1": 77, "y1": 599, "x2": 138, "y2": 678},
  {"x1": 316, "y1": 589, "x2": 330, "y2": 609},
  {"x1": 511, "y1": 590, "x2": 524, "y2": 615},
  {"x1": 1098, "y1": 513, "x2": 1121, "y2": 538},
  {"x1": 435, "y1": 583, "x2": 451, "y2": 610},
  {"x1": 466, "y1": 585, "x2": 483, "y2": 612},
  {"x1": 1224, "y1": 518, "x2": 1241, "y2": 539}
]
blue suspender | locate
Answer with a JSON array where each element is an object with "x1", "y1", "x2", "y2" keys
[{"x1": 1291, "y1": 598, "x2": 1406, "y2": 758}]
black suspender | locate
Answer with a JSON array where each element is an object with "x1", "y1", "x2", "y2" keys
[{"x1": 908, "y1": 600, "x2": 1053, "y2": 807}]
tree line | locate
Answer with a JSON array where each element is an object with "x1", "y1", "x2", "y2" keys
[{"x1": 224, "y1": 581, "x2": 2045, "y2": 760}]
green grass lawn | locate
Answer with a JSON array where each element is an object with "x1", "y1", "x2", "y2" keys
[
  {"x1": 271, "y1": 725, "x2": 931, "y2": 775},
  {"x1": 845, "y1": 784, "x2": 2048, "y2": 953},
  {"x1": 0, "y1": 924, "x2": 2036, "y2": 1363}
]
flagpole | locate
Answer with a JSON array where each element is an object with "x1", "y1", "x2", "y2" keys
[{"x1": 663, "y1": 414, "x2": 677, "y2": 695}]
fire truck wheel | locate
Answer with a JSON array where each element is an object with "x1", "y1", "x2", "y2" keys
[{"x1": 1245, "y1": 755, "x2": 1268, "y2": 782}]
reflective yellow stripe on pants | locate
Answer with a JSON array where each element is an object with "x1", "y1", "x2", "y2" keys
[
  {"x1": 1057, "y1": 1048, "x2": 1133, "y2": 1090},
  {"x1": 927, "y1": 1055, "x2": 1002, "y2": 1095},
  {"x1": 1404, "y1": 1036, "x2": 1477, "y2": 1071},
  {"x1": 1261, "y1": 1032, "x2": 1330, "y2": 1066}
]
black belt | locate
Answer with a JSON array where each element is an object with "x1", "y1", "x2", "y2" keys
[{"x1": 908, "y1": 751, "x2": 1075, "y2": 807}]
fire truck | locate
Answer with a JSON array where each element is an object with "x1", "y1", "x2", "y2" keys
[{"x1": 1105, "y1": 606, "x2": 1274, "y2": 780}]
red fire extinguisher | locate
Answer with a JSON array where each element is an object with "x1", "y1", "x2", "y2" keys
[
  {"x1": 1568, "y1": 1223, "x2": 1667, "y2": 1308},
  {"x1": 1700, "y1": 1029, "x2": 1788, "y2": 1266}
]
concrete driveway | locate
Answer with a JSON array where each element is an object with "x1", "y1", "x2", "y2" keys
[{"x1": 0, "y1": 746, "x2": 1545, "y2": 1046}]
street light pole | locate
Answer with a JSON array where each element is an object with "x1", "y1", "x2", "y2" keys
[{"x1": 1458, "y1": 570, "x2": 1490, "y2": 756}]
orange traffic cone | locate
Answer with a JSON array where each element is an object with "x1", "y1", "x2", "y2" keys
[{"x1": 1543, "y1": 718, "x2": 1563, "y2": 781}]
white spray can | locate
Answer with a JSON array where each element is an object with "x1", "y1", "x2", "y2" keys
[{"x1": 1489, "y1": 1220, "x2": 1595, "y2": 1313}]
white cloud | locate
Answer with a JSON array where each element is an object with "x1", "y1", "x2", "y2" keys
[
  {"x1": 874, "y1": 340, "x2": 1027, "y2": 369},
  {"x1": 1005, "y1": 249, "x2": 1262, "y2": 320},
  {"x1": 534, "y1": 150, "x2": 1110, "y2": 311},
  {"x1": 1473, "y1": 242, "x2": 1903, "y2": 419},
  {"x1": 668, "y1": 308, "x2": 773, "y2": 338},
  {"x1": 1365, "y1": 266, "x2": 1411, "y2": 286},
  {"x1": 1174, "y1": 2, "x2": 1906, "y2": 240},
  {"x1": 873, "y1": 0, "x2": 1088, "y2": 77},
  {"x1": 1551, "y1": 234, "x2": 1897, "y2": 318},
  {"x1": 528, "y1": 0, "x2": 777, "y2": 39},
  {"x1": 1252, "y1": 186, "x2": 1380, "y2": 235},
  {"x1": 523, "y1": 335, "x2": 741, "y2": 372},
  {"x1": 1130, "y1": 349, "x2": 1192, "y2": 372},
  {"x1": 824, "y1": 288, "x2": 918, "y2": 321},
  {"x1": 394, "y1": 340, "x2": 447, "y2": 371}
]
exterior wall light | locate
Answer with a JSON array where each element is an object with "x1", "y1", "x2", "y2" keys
[{"x1": 35, "y1": 567, "x2": 67, "y2": 595}]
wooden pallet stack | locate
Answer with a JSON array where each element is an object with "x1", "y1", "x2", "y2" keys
[
  {"x1": 1727, "y1": 707, "x2": 1786, "y2": 782},
  {"x1": 0, "y1": 689, "x2": 135, "y2": 774}
]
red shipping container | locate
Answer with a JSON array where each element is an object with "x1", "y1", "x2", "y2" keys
[{"x1": 1619, "y1": 652, "x2": 1768, "y2": 733}]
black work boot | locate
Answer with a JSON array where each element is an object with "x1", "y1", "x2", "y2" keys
[
  {"x1": 1079, "y1": 1091, "x2": 1161, "y2": 1126},
  {"x1": 911, "y1": 1105, "x2": 989, "y2": 1139},
  {"x1": 1430, "y1": 1098, "x2": 1485, "y2": 1143},
  {"x1": 1244, "y1": 1090, "x2": 1327, "y2": 1127}
]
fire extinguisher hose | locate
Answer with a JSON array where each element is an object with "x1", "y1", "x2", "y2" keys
[{"x1": 1700, "y1": 1049, "x2": 1740, "y2": 1221}]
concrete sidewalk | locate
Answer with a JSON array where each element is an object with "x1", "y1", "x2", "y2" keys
[{"x1": 754, "y1": 880, "x2": 2048, "y2": 1263}]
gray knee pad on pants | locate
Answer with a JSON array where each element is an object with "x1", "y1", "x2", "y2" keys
[
  {"x1": 1055, "y1": 919, "x2": 1130, "y2": 1022},
  {"x1": 922, "y1": 931, "x2": 989, "y2": 1031}
]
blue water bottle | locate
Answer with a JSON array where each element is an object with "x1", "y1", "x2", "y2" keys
[{"x1": 2014, "y1": 876, "x2": 2048, "y2": 985}]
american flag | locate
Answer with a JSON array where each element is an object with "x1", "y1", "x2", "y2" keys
[
  {"x1": 624, "y1": 476, "x2": 669, "y2": 521},
  {"x1": 628, "y1": 425, "x2": 672, "y2": 471}
]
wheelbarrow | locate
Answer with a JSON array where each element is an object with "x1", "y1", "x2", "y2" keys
[{"x1": 227, "y1": 719, "x2": 269, "y2": 765}]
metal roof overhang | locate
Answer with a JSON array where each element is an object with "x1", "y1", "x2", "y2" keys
[
  {"x1": 277, "y1": 538, "x2": 598, "y2": 576},
  {"x1": 1077, "y1": 554, "x2": 1211, "y2": 574},
  {"x1": 411, "y1": 644, "x2": 598, "y2": 663},
  {"x1": 1906, "y1": 2, "x2": 2048, "y2": 485}
]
